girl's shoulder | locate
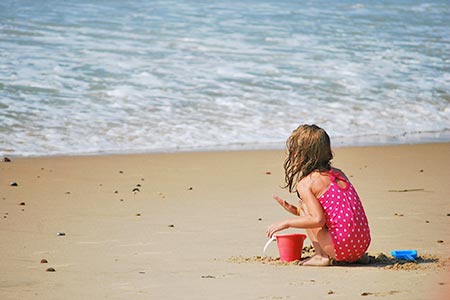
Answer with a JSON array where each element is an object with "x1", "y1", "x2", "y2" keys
[{"x1": 297, "y1": 170, "x2": 332, "y2": 197}]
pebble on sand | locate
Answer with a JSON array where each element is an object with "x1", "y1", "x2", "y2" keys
[
  {"x1": 46, "y1": 267, "x2": 56, "y2": 272},
  {"x1": 10, "y1": 182, "x2": 18, "y2": 187},
  {"x1": 40, "y1": 259, "x2": 48, "y2": 263},
  {"x1": 2, "y1": 157, "x2": 11, "y2": 162},
  {"x1": 19, "y1": 202, "x2": 26, "y2": 206}
]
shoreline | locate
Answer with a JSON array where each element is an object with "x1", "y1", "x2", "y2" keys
[
  {"x1": 1, "y1": 142, "x2": 449, "y2": 299},
  {"x1": 3, "y1": 135, "x2": 450, "y2": 159}
]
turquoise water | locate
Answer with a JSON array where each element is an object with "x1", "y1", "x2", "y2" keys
[{"x1": 1, "y1": 0, "x2": 449, "y2": 156}]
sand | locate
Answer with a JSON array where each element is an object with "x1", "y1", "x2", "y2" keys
[{"x1": 1, "y1": 143, "x2": 449, "y2": 299}]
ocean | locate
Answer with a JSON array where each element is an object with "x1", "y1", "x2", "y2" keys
[{"x1": 1, "y1": 0, "x2": 449, "y2": 156}]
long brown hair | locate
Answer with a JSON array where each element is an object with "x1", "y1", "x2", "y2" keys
[{"x1": 283, "y1": 124, "x2": 333, "y2": 193}]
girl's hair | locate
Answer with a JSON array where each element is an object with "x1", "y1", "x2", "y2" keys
[{"x1": 283, "y1": 124, "x2": 333, "y2": 193}]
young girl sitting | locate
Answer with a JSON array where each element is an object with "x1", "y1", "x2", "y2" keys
[{"x1": 266, "y1": 124, "x2": 371, "y2": 266}]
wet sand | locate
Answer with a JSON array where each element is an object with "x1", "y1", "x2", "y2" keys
[{"x1": 1, "y1": 143, "x2": 449, "y2": 299}]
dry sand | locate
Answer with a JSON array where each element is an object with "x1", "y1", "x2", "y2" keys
[{"x1": 1, "y1": 143, "x2": 449, "y2": 299}]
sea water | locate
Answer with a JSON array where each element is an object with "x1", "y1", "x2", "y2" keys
[{"x1": 1, "y1": 0, "x2": 449, "y2": 156}]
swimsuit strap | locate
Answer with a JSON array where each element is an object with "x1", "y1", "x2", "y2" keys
[{"x1": 328, "y1": 169, "x2": 347, "y2": 183}]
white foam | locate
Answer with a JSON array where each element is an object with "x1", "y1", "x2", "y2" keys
[{"x1": 1, "y1": 0, "x2": 450, "y2": 156}]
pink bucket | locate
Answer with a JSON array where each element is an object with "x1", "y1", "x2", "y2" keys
[{"x1": 264, "y1": 233, "x2": 307, "y2": 262}]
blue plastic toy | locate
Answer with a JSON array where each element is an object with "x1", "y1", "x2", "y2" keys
[{"x1": 390, "y1": 250, "x2": 418, "y2": 261}]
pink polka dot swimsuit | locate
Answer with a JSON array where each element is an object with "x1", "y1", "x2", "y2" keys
[{"x1": 319, "y1": 169, "x2": 371, "y2": 262}]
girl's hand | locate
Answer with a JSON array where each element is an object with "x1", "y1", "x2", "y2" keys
[
  {"x1": 273, "y1": 194, "x2": 299, "y2": 216},
  {"x1": 266, "y1": 220, "x2": 289, "y2": 238}
]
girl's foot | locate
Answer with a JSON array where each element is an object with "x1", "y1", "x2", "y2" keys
[{"x1": 299, "y1": 255, "x2": 331, "y2": 266}]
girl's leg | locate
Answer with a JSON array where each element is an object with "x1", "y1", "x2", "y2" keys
[{"x1": 299, "y1": 205, "x2": 336, "y2": 266}]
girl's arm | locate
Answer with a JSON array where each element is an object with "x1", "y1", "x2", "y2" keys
[
  {"x1": 272, "y1": 194, "x2": 299, "y2": 216},
  {"x1": 267, "y1": 177, "x2": 325, "y2": 237}
]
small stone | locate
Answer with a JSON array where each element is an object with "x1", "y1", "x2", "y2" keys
[
  {"x1": 10, "y1": 182, "x2": 18, "y2": 187},
  {"x1": 447, "y1": 213, "x2": 450, "y2": 216},
  {"x1": 65, "y1": 192, "x2": 71, "y2": 194},
  {"x1": 56, "y1": 232, "x2": 66, "y2": 236},
  {"x1": 425, "y1": 220, "x2": 430, "y2": 223},
  {"x1": 188, "y1": 187, "x2": 193, "y2": 190},
  {"x1": 419, "y1": 169, "x2": 424, "y2": 173},
  {"x1": 19, "y1": 202, "x2": 26, "y2": 206},
  {"x1": 265, "y1": 171, "x2": 271, "y2": 175},
  {"x1": 437, "y1": 240, "x2": 444, "y2": 243},
  {"x1": 328, "y1": 290, "x2": 334, "y2": 295},
  {"x1": 40, "y1": 259, "x2": 48, "y2": 263},
  {"x1": 132, "y1": 188, "x2": 140, "y2": 193},
  {"x1": 168, "y1": 224, "x2": 175, "y2": 227},
  {"x1": 2, "y1": 157, "x2": 11, "y2": 162},
  {"x1": 258, "y1": 218, "x2": 263, "y2": 221},
  {"x1": 114, "y1": 190, "x2": 119, "y2": 194},
  {"x1": 46, "y1": 267, "x2": 56, "y2": 272},
  {"x1": 361, "y1": 292, "x2": 372, "y2": 296},
  {"x1": 119, "y1": 171, "x2": 124, "y2": 174},
  {"x1": 136, "y1": 213, "x2": 141, "y2": 216}
]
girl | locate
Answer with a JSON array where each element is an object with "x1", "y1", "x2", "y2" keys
[{"x1": 266, "y1": 124, "x2": 370, "y2": 266}]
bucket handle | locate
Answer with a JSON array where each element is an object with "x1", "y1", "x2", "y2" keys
[{"x1": 263, "y1": 236, "x2": 277, "y2": 255}]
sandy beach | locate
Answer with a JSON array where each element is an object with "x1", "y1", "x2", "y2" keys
[{"x1": 1, "y1": 143, "x2": 449, "y2": 300}]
